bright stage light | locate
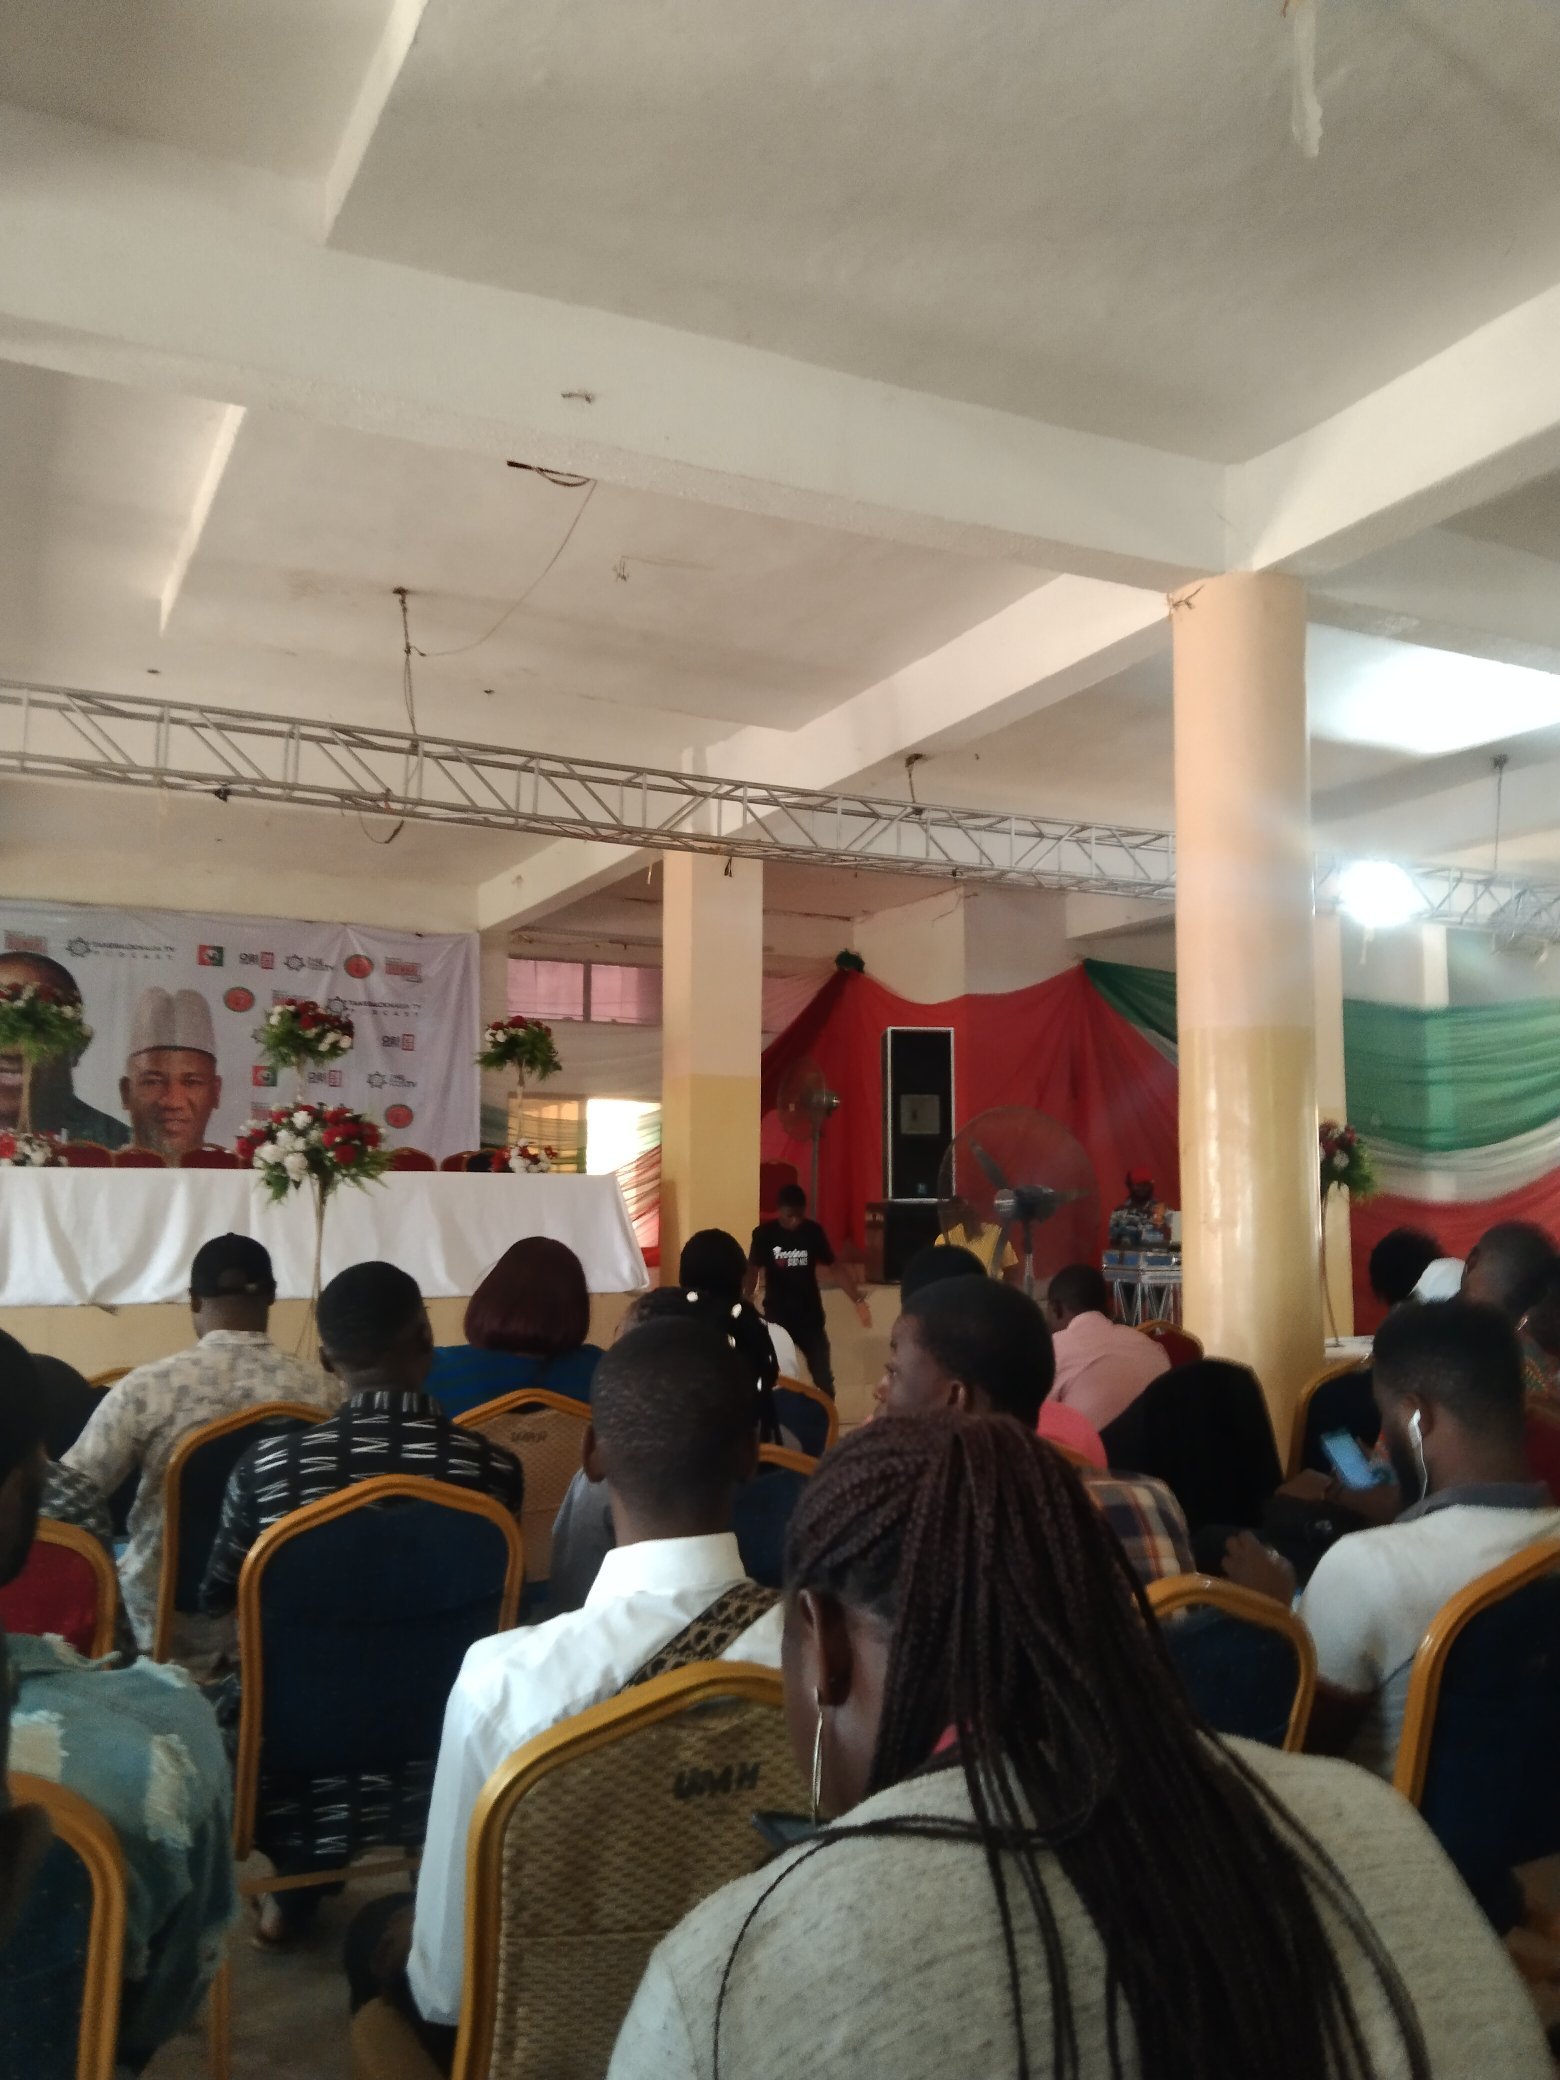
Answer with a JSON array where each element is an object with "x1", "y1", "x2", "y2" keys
[{"x1": 1335, "y1": 860, "x2": 1426, "y2": 931}]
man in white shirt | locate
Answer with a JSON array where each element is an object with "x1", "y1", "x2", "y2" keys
[
  {"x1": 1044, "y1": 1263, "x2": 1168, "y2": 1431},
  {"x1": 346, "y1": 1313, "x2": 781, "y2": 2060},
  {"x1": 1228, "y1": 1299, "x2": 1560, "y2": 1779}
]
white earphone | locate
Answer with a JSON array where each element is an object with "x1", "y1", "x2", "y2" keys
[{"x1": 1408, "y1": 1407, "x2": 1428, "y2": 1499}]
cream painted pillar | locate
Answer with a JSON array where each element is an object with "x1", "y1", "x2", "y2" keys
[
  {"x1": 661, "y1": 854, "x2": 763, "y2": 1278},
  {"x1": 1172, "y1": 574, "x2": 1323, "y2": 1436},
  {"x1": 1313, "y1": 911, "x2": 1354, "y2": 1339}
]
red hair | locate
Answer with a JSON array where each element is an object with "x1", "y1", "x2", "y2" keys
[{"x1": 463, "y1": 1236, "x2": 590, "y2": 1356}]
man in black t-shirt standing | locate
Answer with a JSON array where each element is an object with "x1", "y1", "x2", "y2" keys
[{"x1": 746, "y1": 1184, "x2": 871, "y2": 1399}]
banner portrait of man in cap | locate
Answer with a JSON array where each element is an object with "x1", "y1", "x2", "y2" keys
[{"x1": 121, "y1": 987, "x2": 223, "y2": 1158}]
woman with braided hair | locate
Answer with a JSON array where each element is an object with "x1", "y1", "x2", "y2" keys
[{"x1": 610, "y1": 1413, "x2": 1548, "y2": 2080}]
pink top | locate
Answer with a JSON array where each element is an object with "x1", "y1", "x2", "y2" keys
[
  {"x1": 1049, "y1": 1311, "x2": 1170, "y2": 1431},
  {"x1": 1037, "y1": 1400, "x2": 1108, "y2": 1470}
]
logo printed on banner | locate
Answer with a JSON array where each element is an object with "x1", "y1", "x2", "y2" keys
[
  {"x1": 252, "y1": 1065, "x2": 276, "y2": 1088},
  {"x1": 306, "y1": 1069, "x2": 345, "y2": 1089},
  {"x1": 385, "y1": 959, "x2": 422, "y2": 982},
  {"x1": 4, "y1": 932, "x2": 47, "y2": 955},
  {"x1": 284, "y1": 953, "x2": 330, "y2": 974},
  {"x1": 367, "y1": 1071, "x2": 416, "y2": 1091},
  {"x1": 66, "y1": 938, "x2": 91, "y2": 958},
  {"x1": 223, "y1": 987, "x2": 256, "y2": 1014},
  {"x1": 344, "y1": 955, "x2": 374, "y2": 980},
  {"x1": 197, "y1": 945, "x2": 224, "y2": 967},
  {"x1": 381, "y1": 1033, "x2": 416, "y2": 1052},
  {"x1": 239, "y1": 950, "x2": 276, "y2": 971},
  {"x1": 385, "y1": 1104, "x2": 414, "y2": 1129}
]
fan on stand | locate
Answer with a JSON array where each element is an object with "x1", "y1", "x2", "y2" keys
[
  {"x1": 775, "y1": 1059, "x2": 841, "y2": 1210},
  {"x1": 937, "y1": 1106, "x2": 1100, "y2": 1297}
]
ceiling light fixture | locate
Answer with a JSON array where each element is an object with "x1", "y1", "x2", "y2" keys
[{"x1": 1335, "y1": 860, "x2": 1425, "y2": 932}]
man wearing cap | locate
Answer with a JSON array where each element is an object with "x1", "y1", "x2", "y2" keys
[
  {"x1": 64, "y1": 1234, "x2": 337, "y2": 1659},
  {"x1": 121, "y1": 985, "x2": 223, "y2": 1158},
  {"x1": 1108, "y1": 1171, "x2": 1172, "y2": 1249},
  {"x1": 0, "y1": 951, "x2": 127, "y2": 1147}
]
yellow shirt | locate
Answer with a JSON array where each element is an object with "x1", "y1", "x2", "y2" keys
[{"x1": 937, "y1": 1223, "x2": 1018, "y2": 1275}]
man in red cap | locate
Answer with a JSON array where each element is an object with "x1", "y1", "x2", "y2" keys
[{"x1": 1108, "y1": 1171, "x2": 1172, "y2": 1249}]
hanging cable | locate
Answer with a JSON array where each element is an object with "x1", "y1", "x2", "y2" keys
[
  {"x1": 1492, "y1": 753, "x2": 1509, "y2": 877},
  {"x1": 420, "y1": 477, "x2": 597, "y2": 660}
]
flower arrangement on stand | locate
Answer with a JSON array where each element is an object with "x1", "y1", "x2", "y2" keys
[
  {"x1": 0, "y1": 982, "x2": 91, "y2": 1134},
  {"x1": 256, "y1": 999, "x2": 355, "y2": 1099},
  {"x1": 502, "y1": 1142, "x2": 559, "y2": 1175},
  {"x1": 0, "y1": 1131, "x2": 59, "y2": 1167},
  {"x1": 478, "y1": 1015, "x2": 561, "y2": 1096},
  {"x1": 236, "y1": 1103, "x2": 393, "y2": 1352},
  {"x1": 1319, "y1": 1120, "x2": 1375, "y2": 1341}
]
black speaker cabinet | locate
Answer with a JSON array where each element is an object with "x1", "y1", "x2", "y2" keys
[{"x1": 881, "y1": 1025, "x2": 954, "y2": 1202}]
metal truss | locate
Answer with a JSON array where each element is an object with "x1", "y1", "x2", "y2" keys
[
  {"x1": 0, "y1": 679, "x2": 1177, "y2": 899},
  {"x1": 1315, "y1": 858, "x2": 1560, "y2": 947},
  {"x1": 2, "y1": 679, "x2": 1557, "y2": 939}
]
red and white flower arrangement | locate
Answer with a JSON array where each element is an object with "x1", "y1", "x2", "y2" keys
[
  {"x1": 257, "y1": 999, "x2": 355, "y2": 1077},
  {"x1": 477, "y1": 1014, "x2": 562, "y2": 1085},
  {"x1": 237, "y1": 1103, "x2": 393, "y2": 1204},
  {"x1": 503, "y1": 1142, "x2": 559, "y2": 1175},
  {"x1": 1319, "y1": 1120, "x2": 1374, "y2": 1202},
  {"x1": 0, "y1": 1130, "x2": 59, "y2": 1168}
]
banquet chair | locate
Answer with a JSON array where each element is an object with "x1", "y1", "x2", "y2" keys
[
  {"x1": 233, "y1": 1478, "x2": 523, "y2": 1899},
  {"x1": 180, "y1": 1146, "x2": 240, "y2": 1169},
  {"x1": 55, "y1": 1142, "x2": 111, "y2": 1169},
  {"x1": 456, "y1": 1388, "x2": 590, "y2": 1584},
  {"x1": 1392, "y1": 1537, "x2": 1560, "y2": 1932},
  {"x1": 350, "y1": 1662, "x2": 801, "y2": 2080},
  {"x1": 1147, "y1": 1576, "x2": 1315, "y2": 1751},
  {"x1": 1288, "y1": 1356, "x2": 1374, "y2": 1479},
  {"x1": 1135, "y1": 1320, "x2": 1203, "y2": 1367},
  {"x1": 152, "y1": 1403, "x2": 325, "y2": 1661},
  {"x1": 734, "y1": 1455, "x2": 811, "y2": 1589},
  {"x1": 0, "y1": 1773, "x2": 127, "y2": 2080},
  {"x1": 86, "y1": 1368, "x2": 130, "y2": 1390},
  {"x1": 111, "y1": 1147, "x2": 165, "y2": 1169},
  {"x1": 774, "y1": 1374, "x2": 838, "y2": 1457},
  {"x1": 441, "y1": 1149, "x2": 496, "y2": 1172},
  {"x1": 0, "y1": 1521, "x2": 119, "y2": 1659},
  {"x1": 388, "y1": 1146, "x2": 437, "y2": 1171}
]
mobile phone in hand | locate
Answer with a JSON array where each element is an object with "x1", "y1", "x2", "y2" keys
[{"x1": 1321, "y1": 1429, "x2": 1391, "y2": 1490}]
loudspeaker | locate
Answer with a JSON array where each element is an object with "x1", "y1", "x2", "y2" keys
[{"x1": 882, "y1": 1026, "x2": 953, "y2": 1201}]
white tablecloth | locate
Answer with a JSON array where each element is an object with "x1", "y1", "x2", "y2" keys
[{"x1": 0, "y1": 1171, "x2": 648, "y2": 1308}]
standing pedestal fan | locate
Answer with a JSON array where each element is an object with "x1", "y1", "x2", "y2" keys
[
  {"x1": 936, "y1": 1106, "x2": 1099, "y2": 1297},
  {"x1": 775, "y1": 1059, "x2": 841, "y2": 1209}
]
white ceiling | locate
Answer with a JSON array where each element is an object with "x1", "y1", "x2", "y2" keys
[
  {"x1": 4, "y1": 0, "x2": 1560, "y2": 930},
  {"x1": 328, "y1": 0, "x2": 1560, "y2": 457}
]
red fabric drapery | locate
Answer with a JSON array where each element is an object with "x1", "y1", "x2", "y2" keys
[
  {"x1": 616, "y1": 1144, "x2": 661, "y2": 1270},
  {"x1": 760, "y1": 966, "x2": 1180, "y2": 1256}
]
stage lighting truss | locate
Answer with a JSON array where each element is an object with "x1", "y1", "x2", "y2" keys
[{"x1": 0, "y1": 678, "x2": 1557, "y2": 940}]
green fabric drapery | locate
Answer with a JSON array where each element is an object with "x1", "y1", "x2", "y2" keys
[{"x1": 1083, "y1": 958, "x2": 1560, "y2": 1155}]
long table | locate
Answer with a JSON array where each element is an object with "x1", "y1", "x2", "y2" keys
[{"x1": 0, "y1": 1170, "x2": 648, "y2": 1308}]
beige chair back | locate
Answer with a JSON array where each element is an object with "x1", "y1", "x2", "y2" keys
[
  {"x1": 456, "y1": 1389, "x2": 591, "y2": 1580},
  {"x1": 455, "y1": 1662, "x2": 803, "y2": 2080},
  {"x1": 6, "y1": 1773, "x2": 128, "y2": 2080}
]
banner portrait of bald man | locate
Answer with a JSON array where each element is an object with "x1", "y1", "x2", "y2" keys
[{"x1": 121, "y1": 987, "x2": 224, "y2": 1159}]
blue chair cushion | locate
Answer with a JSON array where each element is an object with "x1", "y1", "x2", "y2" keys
[
  {"x1": 174, "y1": 1414, "x2": 315, "y2": 1610},
  {"x1": 0, "y1": 1835, "x2": 92, "y2": 2080},
  {"x1": 773, "y1": 1388, "x2": 829, "y2": 1460},
  {"x1": 1161, "y1": 1606, "x2": 1300, "y2": 1749},
  {"x1": 733, "y1": 1467, "x2": 807, "y2": 1591}
]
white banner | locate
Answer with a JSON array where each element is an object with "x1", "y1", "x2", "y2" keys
[{"x1": 0, "y1": 901, "x2": 479, "y2": 1161}]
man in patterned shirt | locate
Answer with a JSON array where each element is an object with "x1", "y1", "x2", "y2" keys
[
  {"x1": 0, "y1": 1329, "x2": 234, "y2": 2071},
  {"x1": 64, "y1": 1233, "x2": 337, "y2": 1659},
  {"x1": 200, "y1": 1258, "x2": 523, "y2": 1945}
]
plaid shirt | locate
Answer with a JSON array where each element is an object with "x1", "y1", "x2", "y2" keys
[
  {"x1": 200, "y1": 1386, "x2": 524, "y2": 1614},
  {"x1": 1083, "y1": 1471, "x2": 1194, "y2": 1584}
]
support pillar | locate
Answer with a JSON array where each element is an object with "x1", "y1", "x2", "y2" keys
[
  {"x1": 1172, "y1": 574, "x2": 1323, "y2": 1437},
  {"x1": 1314, "y1": 911, "x2": 1355, "y2": 1340},
  {"x1": 660, "y1": 853, "x2": 763, "y2": 1278}
]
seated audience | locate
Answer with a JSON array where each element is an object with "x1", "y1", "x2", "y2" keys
[
  {"x1": 876, "y1": 1276, "x2": 1193, "y2": 1582},
  {"x1": 1227, "y1": 1301, "x2": 1560, "y2": 1777},
  {"x1": 423, "y1": 1236, "x2": 603, "y2": 1419},
  {"x1": 63, "y1": 1234, "x2": 336, "y2": 1656},
  {"x1": 1522, "y1": 1257, "x2": 1560, "y2": 1400},
  {"x1": 347, "y1": 1316, "x2": 780, "y2": 2061},
  {"x1": 899, "y1": 1240, "x2": 987, "y2": 1302},
  {"x1": 609, "y1": 1413, "x2": 1548, "y2": 2080},
  {"x1": 682, "y1": 1227, "x2": 800, "y2": 1377},
  {"x1": 1044, "y1": 1262, "x2": 1169, "y2": 1429},
  {"x1": 0, "y1": 1330, "x2": 234, "y2": 2071},
  {"x1": 548, "y1": 1285, "x2": 792, "y2": 1612},
  {"x1": 1368, "y1": 1226, "x2": 1443, "y2": 1311},
  {"x1": 1462, "y1": 1220, "x2": 1556, "y2": 1397},
  {"x1": 933, "y1": 1197, "x2": 1018, "y2": 1279},
  {"x1": 34, "y1": 1455, "x2": 137, "y2": 1659},
  {"x1": 200, "y1": 1260, "x2": 523, "y2": 1944}
]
